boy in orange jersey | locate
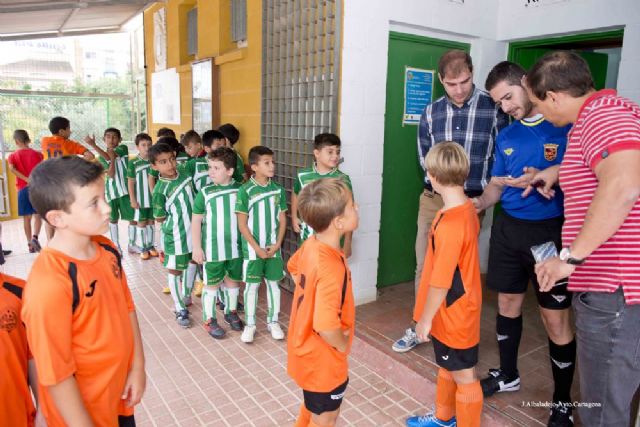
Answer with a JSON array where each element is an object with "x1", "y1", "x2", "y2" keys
[
  {"x1": 287, "y1": 178, "x2": 358, "y2": 427},
  {"x1": 22, "y1": 156, "x2": 146, "y2": 427},
  {"x1": 406, "y1": 142, "x2": 483, "y2": 427}
]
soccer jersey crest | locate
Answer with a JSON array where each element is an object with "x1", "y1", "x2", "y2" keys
[
  {"x1": 544, "y1": 143, "x2": 559, "y2": 161},
  {"x1": 504, "y1": 148, "x2": 514, "y2": 156}
]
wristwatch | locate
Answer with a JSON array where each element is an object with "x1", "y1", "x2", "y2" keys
[{"x1": 559, "y1": 248, "x2": 586, "y2": 265}]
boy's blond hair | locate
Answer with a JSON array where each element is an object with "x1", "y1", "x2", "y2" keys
[
  {"x1": 425, "y1": 141, "x2": 469, "y2": 187},
  {"x1": 298, "y1": 178, "x2": 350, "y2": 233}
]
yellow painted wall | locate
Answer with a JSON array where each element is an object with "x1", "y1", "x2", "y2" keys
[
  {"x1": 1, "y1": 160, "x2": 20, "y2": 221},
  {"x1": 143, "y1": 0, "x2": 262, "y2": 161}
]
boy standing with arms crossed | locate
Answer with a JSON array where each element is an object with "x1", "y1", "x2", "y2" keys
[
  {"x1": 287, "y1": 178, "x2": 358, "y2": 427},
  {"x1": 192, "y1": 147, "x2": 244, "y2": 339},
  {"x1": 22, "y1": 156, "x2": 145, "y2": 426},
  {"x1": 407, "y1": 142, "x2": 483, "y2": 427},
  {"x1": 235, "y1": 146, "x2": 287, "y2": 343}
]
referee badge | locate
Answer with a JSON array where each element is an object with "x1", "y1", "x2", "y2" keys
[{"x1": 544, "y1": 144, "x2": 559, "y2": 161}]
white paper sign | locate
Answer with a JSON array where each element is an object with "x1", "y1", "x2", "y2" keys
[{"x1": 151, "y1": 68, "x2": 181, "y2": 125}]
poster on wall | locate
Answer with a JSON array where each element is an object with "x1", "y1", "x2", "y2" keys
[
  {"x1": 153, "y1": 8, "x2": 167, "y2": 71},
  {"x1": 403, "y1": 67, "x2": 434, "y2": 125},
  {"x1": 151, "y1": 68, "x2": 181, "y2": 125}
]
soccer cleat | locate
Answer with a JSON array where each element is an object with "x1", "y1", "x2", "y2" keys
[
  {"x1": 240, "y1": 325, "x2": 257, "y2": 343},
  {"x1": 392, "y1": 328, "x2": 421, "y2": 353},
  {"x1": 162, "y1": 286, "x2": 171, "y2": 294},
  {"x1": 140, "y1": 251, "x2": 150, "y2": 260},
  {"x1": 175, "y1": 309, "x2": 191, "y2": 328},
  {"x1": 406, "y1": 411, "x2": 456, "y2": 427},
  {"x1": 267, "y1": 322, "x2": 284, "y2": 340},
  {"x1": 193, "y1": 280, "x2": 204, "y2": 298},
  {"x1": 224, "y1": 311, "x2": 244, "y2": 331},
  {"x1": 480, "y1": 368, "x2": 521, "y2": 397},
  {"x1": 204, "y1": 318, "x2": 226, "y2": 339},
  {"x1": 31, "y1": 238, "x2": 42, "y2": 252},
  {"x1": 148, "y1": 247, "x2": 159, "y2": 257},
  {"x1": 548, "y1": 404, "x2": 573, "y2": 427}
]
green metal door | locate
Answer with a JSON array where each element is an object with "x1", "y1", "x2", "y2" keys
[{"x1": 377, "y1": 32, "x2": 469, "y2": 288}]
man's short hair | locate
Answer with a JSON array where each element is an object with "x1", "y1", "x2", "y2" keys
[
  {"x1": 134, "y1": 133, "x2": 152, "y2": 146},
  {"x1": 157, "y1": 127, "x2": 176, "y2": 138},
  {"x1": 248, "y1": 145, "x2": 273, "y2": 165},
  {"x1": 208, "y1": 146, "x2": 237, "y2": 171},
  {"x1": 485, "y1": 61, "x2": 526, "y2": 92},
  {"x1": 218, "y1": 123, "x2": 240, "y2": 146},
  {"x1": 180, "y1": 129, "x2": 202, "y2": 146},
  {"x1": 314, "y1": 133, "x2": 341, "y2": 150},
  {"x1": 13, "y1": 129, "x2": 30, "y2": 144},
  {"x1": 298, "y1": 178, "x2": 351, "y2": 233},
  {"x1": 202, "y1": 129, "x2": 225, "y2": 148},
  {"x1": 29, "y1": 156, "x2": 104, "y2": 220},
  {"x1": 425, "y1": 142, "x2": 469, "y2": 187},
  {"x1": 148, "y1": 142, "x2": 174, "y2": 164},
  {"x1": 104, "y1": 127, "x2": 121, "y2": 140},
  {"x1": 438, "y1": 50, "x2": 473, "y2": 78},
  {"x1": 156, "y1": 136, "x2": 183, "y2": 155},
  {"x1": 526, "y1": 51, "x2": 594, "y2": 101},
  {"x1": 49, "y1": 116, "x2": 70, "y2": 135}
]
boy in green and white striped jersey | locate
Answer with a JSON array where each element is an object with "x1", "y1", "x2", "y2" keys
[
  {"x1": 150, "y1": 143, "x2": 198, "y2": 328},
  {"x1": 181, "y1": 130, "x2": 210, "y2": 192},
  {"x1": 127, "y1": 133, "x2": 159, "y2": 261},
  {"x1": 218, "y1": 123, "x2": 247, "y2": 183},
  {"x1": 192, "y1": 147, "x2": 244, "y2": 339},
  {"x1": 236, "y1": 146, "x2": 287, "y2": 344},
  {"x1": 291, "y1": 133, "x2": 354, "y2": 256}
]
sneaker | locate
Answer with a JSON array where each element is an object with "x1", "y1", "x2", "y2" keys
[
  {"x1": 162, "y1": 286, "x2": 171, "y2": 294},
  {"x1": 193, "y1": 280, "x2": 204, "y2": 298},
  {"x1": 406, "y1": 411, "x2": 456, "y2": 427},
  {"x1": 392, "y1": 328, "x2": 421, "y2": 353},
  {"x1": 480, "y1": 368, "x2": 521, "y2": 397},
  {"x1": 267, "y1": 322, "x2": 284, "y2": 340},
  {"x1": 128, "y1": 245, "x2": 141, "y2": 254},
  {"x1": 548, "y1": 404, "x2": 573, "y2": 427},
  {"x1": 28, "y1": 242, "x2": 36, "y2": 253},
  {"x1": 184, "y1": 296, "x2": 193, "y2": 307},
  {"x1": 140, "y1": 251, "x2": 150, "y2": 260},
  {"x1": 31, "y1": 238, "x2": 42, "y2": 252},
  {"x1": 149, "y1": 247, "x2": 159, "y2": 257},
  {"x1": 241, "y1": 325, "x2": 257, "y2": 343},
  {"x1": 175, "y1": 309, "x2": 191, "y2": 328},
  {"x1": 224, "y1": 311, "x2": 244, "y2": 331},
  {"x1": 204, "y1": 318, "x2": 226, "y2": 339}
]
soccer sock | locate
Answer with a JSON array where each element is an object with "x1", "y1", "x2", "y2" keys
[
  {"x1": 137, "y1": 226, "x2": 147, "y2": 250},
  {"x1": 294, "y1": 403, "x2": 311, "y2": 427},
  {"x1": 455, "y1": 381, "x2": 483, "y2": 427},
  {"x1": 202, "y1": 286, "x2": 218, "y2": 322},
  {"x1": 128, "y1": 224, "x2": 135, "y2": 247},
  {"x1": 146, "y1": 224, "x2": 155, "y2": 248},
  {"x1": 497, "y1": 314, "x2": 522, "y2": 378},
  {"x1": 226, "y1": 287, "x2": 240, "y2": 314},
  {"x1": 243, "y1": 282, "x2": 260, "y2": 326},
  {"x1": 549, "y1": 337, "x2": 576, "y2": 404},
  {"x1": 265, "y1": 280, "x2": 281, "y2": 323},
  {"x1": 109, "y1": 223, "x2": 119, "y2": 246},
  {"x1": 182, "y1": 263, "x2": 197, "y2": 299},
  {"x1": 435, "y1": 368, "x2": 457, "y2": 421},
  {"x1": 168, "y1": 273, "x2": 184, "y2": 312}
]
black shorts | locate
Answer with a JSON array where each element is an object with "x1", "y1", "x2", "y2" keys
[
  {"x1": 303, "y1": 378, "x2": 349, "y2": 415},
  {"x1": 432, "y1": 336, "x2": 478, "y2": 371},
  {"x1": 486, "y1": 211, "x2": 571, "y2": 310},
  {"x1": 118, "y1": 415, "x2": 136, "y2": 427}
]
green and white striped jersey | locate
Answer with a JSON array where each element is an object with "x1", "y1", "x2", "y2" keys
[
  {"x1": 176, "y1": 151, "x2": 191, "y2": 164},
  {"x1": 235, "y1": 178, "x2": 288, "y2": 260},
  {"x1": 152, "y1": 172, "x2": 195, "y2": 255},
  {"x1": 183, "y1": 157, "x2": 211, "y2": 192},
  {"x1": 193, "y1": 181, "x2": 242, "y2": 262},
  {"x1": 98, "y1": 145, "x2": 129, "y2": 202},
  {"x1": 294, "y1": 165, "x2": 352, "y2": 241},
  {"x1": 126, "y1": 155, "x2": 153, "y2": 208}
]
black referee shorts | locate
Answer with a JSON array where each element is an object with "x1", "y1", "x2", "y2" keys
[{"x1": 303, "y1": 378, "x2": 349, "y2": 415}]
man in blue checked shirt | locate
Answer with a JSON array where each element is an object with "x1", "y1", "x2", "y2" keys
[{"x1": 392, "y1": 50, "x2": 508, "y2": 354}]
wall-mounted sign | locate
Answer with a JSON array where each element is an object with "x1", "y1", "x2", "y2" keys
[
  {"x1": 151, "y1": 68, "x2": 181, "y2": 125},
  {"x1": 403, "y1": 67, "x2": 434, "y2": 125}
]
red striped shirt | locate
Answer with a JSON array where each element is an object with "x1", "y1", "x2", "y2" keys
[{"x1": 560, "y1": 89, "x2": 640, "y2": 304}]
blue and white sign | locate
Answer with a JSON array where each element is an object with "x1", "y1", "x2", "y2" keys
[{"x1": 403, "y1": 67, "x2": 434, "y2": 125}]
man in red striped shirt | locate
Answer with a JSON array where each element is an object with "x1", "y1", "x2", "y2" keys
[{"x1": 525, "y1": 51, "x2": 640, "y2": 427}]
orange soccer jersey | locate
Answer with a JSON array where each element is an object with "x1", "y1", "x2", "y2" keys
[
  {"x1": 413, "y1": 200, "x2": 482, "y2": 350},
  {"x1": 287, "y1": 236, "x2": 355, "y2": 392},
  {"x1": 40, "y1": 135, "x2": 87, "y2": 159},
  {"x1": 0, "y1": 273, "x2": 36, "y2": 427},
  {"x1": 22, "y1": 236, "x2": 135, "y2": 427}
]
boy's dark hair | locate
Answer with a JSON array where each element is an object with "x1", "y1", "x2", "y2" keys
[
  {"x1": 13, "y1": 129, "x2": 30, "y2": 144},
  {"x1": 157, "y1": 136, "x2": 184, "y2": 154},
  {"x1": 202, "y1": 129, "x2": 225, "y2": 147},
  {"x1": 134, "y1": 132, "x2": 152, "y2": 146},
  {"x1": 485, "y1": 61, "x2": 526, "y2": 92},
  {"x1": 208, "y1": 146, "x2": 237, "y2": 170},
  {"x1": 157, "y1": 127, "x2": 176, "y2": 138},
  {"x1": 148, "y1": 143, "x2": 175, "y2": 164},
  {"x1": 248, "y1": 145, "x2": 273, "y2": 165},
  {"x1": 314, "y1": 133, "x2": 341, "y2": 150},
  {"x1": 218, "y1": 123, "x2": 240, "y2": 145},
  {"x1": 438, "y1": 50, "x2": 473, "y2": 78},
  {"x1": 104, "y1": 127, "x2": 122, "y2": 140},
  {"x1": 527, "y1": 51, "x2": 594, "y2": 101},
  {"x1": 29, "y1": 156, "x2": 104, "y2": 221},
  {"x1": 180, "y1": 129, "x2": 202, "y2": 146},
  {"x1": 49, "y1": 116, "x2": 70, "y2": 135},
  {"x1": 298, "y1": 178, "x2": 350, "y2": 233}
]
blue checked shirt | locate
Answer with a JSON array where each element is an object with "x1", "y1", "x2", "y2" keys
[{"x1": 417, "y1": 86, "x2": 508, "y2": 193}]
